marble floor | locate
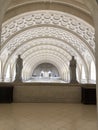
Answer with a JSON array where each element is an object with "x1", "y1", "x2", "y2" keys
[{"x1": 0, "y1": 103, "x2": 97, "y2": 130}]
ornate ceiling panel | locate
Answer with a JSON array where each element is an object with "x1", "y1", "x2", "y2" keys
[
  {"x1": 2, "y1": 27, "x2": 93, "y2": 59},
  {"x1": 1, "y1": 10, "x2": 95, "y2": 78},
  {"x1": 2, "y1": 11, "x2": 95, "y2": 50}
]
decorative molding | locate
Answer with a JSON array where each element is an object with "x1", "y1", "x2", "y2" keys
[
  {"x1": 4, "y1": 27, "x2": 93, "y2": 59},
  {"x1": 1, "y1": 10, "x2": 95, "y2": 83},
  {"x1": 1, "y1": 10, "x2": 95, "y2": 50}
]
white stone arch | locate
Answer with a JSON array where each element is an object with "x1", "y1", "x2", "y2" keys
[
  {"x1": 0, "y1": 2, "x2": 95, "y2": 84},
  {"x1": 1, "y1": 26, "x2": 94, "y2": 59},
  {"x1": 28, "y1": 60, "x2": 63, "y2": 79},
  {"x1": 22, "y1": 52, "x2": 68, "y2": 80},
  {"x1": 2, "y1": 10, "x2": 94, "y2": 52},
  {"x1": 8, "y1": 50, "x2": 68, "y2": 81},
  {"x1": 1, "y1": 10, "x2": 94, "y2": 68},
  {"x1": 2, "y1": 26, "x2": 90, "y2": 80},
  {"x1": 2, "y1": 40, "x2": 89, "y2": 82},
  {"x1": 91, "y1": 60, "x2": 96, "y2": 82},
  {"x1": 19, "y1": 43, "x2": 86, "y2": 81}
]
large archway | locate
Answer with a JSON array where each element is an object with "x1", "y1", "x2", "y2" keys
[{"x1": 0, "y1": 1, "x2": 95, "y2": 84}]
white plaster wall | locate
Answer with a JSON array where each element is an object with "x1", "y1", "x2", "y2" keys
[{"x1": 83, "y1": 0, "x2": 98, "y2": 124}]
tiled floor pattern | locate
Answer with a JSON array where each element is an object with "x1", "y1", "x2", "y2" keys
[{"x1": 0, "y1": 103, "x2": 97, "y2": 130}]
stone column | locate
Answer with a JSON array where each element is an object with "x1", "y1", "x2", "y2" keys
[
  {"x1": 0, "y1": 57, "x2": 4, "y2": 82},
  {"x1": 9, "y1": 63, "x2": 13, "y2": 82},
  {"x1": 88, "y1": 62, "x2": 92, "y2": 83},
  {"x1": 77, "y1": 69, "x2": 81, "y2": 83}
]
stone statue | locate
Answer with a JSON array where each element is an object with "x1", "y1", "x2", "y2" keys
[
  {"x1": 69, "y1": 56, "x2": 78, "y2": 83},
  {"x1": 14, "y1": 55, "x2": 23, "y2": 82}
]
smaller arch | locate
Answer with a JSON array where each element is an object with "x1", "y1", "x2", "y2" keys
[
  {"x1": 90, "y1": 61, "x2": 96, "y2": 83},
  {"x1": 81, "y1": 65, "x2": 86, "y2": 83},
  {"x1": 5, "y1": 64, "x2": 10, "y2": 82},
  {"x1": 23, "y1": 54, "x2": 66, "y2": 80},
  {"x1": 33, "y1": 63, "x2": 59, "y2": 78}
]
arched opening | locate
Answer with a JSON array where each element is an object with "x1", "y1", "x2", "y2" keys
[
  {"x1": 26, "y1": 63, "x2": 63, "y2": 82},
  {"x1": 0, "y1": 1, "x2": 95, "y2": 84},
  {"x1": 81, "y1": 65, "x2": 86, "y2": 83},
  {"x1": 91, "y1": 61, "x2": 96, "y2": 83},
  {"x1": 0, "y1": 1, "x2": 97, "y2": 130},
  {"x1": 33, "y1": 63, "x2": 59, "y2": 77},
  {"x1": 5, "y1": 64, "x2": 10, "y2": 82}
]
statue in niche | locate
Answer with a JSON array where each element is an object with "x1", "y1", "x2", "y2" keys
[
  {"x1": 14, "y1": 55, "x2": 23, "y2": 82},
  {"x1": 69, "y1": 56, "x2": 78, "y2": 83}
]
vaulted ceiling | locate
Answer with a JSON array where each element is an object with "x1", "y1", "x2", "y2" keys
[{"x1": 0, "y1": 0, "x2": 95, "y2": 80}]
